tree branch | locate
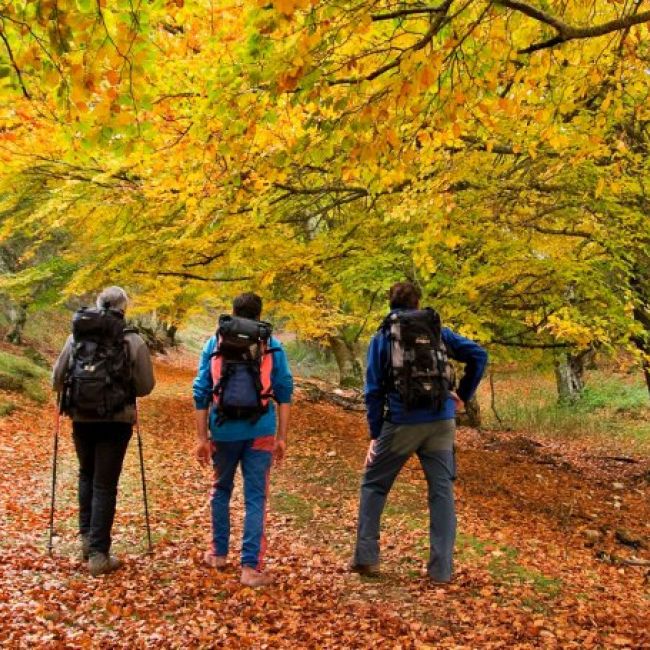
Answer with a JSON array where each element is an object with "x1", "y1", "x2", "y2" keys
[
  {"x1": 273, "y1": 182, "x2": 367, "y2": 195},
  {"x1": 182, "y1": 251, "x2": 226, "y2": 268},
  {"x1": 495, "y1": 0, "x2": 568, "y2": 32},
  {"x1": 0, "y1": 28, "x2": 31, "y2": 99},
  {"x1": 133, "y1": 270, "x2": 252, "y2": 282},
  {"x1": 495, "y1": 0, "x2": 650, "y2": 53},
  {"x1": 371, "y1": 5, "x2": 446, "y2": 21},
  {"x1": 330, "y1": 0, "x2": 453, "y2": 85},
  {"x1": 529, "y1": 225, "x2": 593, "y2": 238},
  {"x1": 491, "y1": 338, "x2": 570, "y2": 349},
  {"x1": 352, "y1": 288, "x2": 381, "y2": 343}
]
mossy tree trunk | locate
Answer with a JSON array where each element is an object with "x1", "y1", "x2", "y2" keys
[
  {"x1": 554, "y1": 351, "x2": 588, "y2": 403},
  {"x1": 328, "y1": 335, "x2": 363, "y2": 388},
  {"x1": 6, "y1": 302, "x2": 27, "y2": 345}
]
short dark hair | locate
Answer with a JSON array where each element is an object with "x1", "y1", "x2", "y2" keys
[
  {"x1": 389, "y1": 281, "x2": 421, "y2": 310},
  {"x1": 233, "y1": 292, "x2": 263, "y2": 320}
]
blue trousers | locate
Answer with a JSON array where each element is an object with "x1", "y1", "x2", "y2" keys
[
  {"x1": 210, "y1": 436, "x2": 274, "y2": 569},
  {"x1": 353, "y1": 419, "x2": 457, "y2": 581}
]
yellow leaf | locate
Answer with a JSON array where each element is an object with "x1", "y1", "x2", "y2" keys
[
  {"x1": 386, "y1": 128, "x2": 399, "y2": 149},
  {"x1": 275, "y1": 0, "x2": 295, "y2": 16},
  {"x1": 444, "y1": 233, "x2": 462, "y2": 248},
  {"x1": 114, "y1": 111, "x2": 134, "y2": 126},
  {"x1": 43, "y1": 68, "x2": 59, "y2": 88},
  {"x1": 419, "y1": 66, "x2": 435, "y2": 88}
]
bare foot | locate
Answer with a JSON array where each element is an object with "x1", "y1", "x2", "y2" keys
[
  {"x1": 240, "y1": 566, "x2": 273, "y2": 587},
  {"x1": 204, "y1": 551, "x2": 227, "y2": 569}
]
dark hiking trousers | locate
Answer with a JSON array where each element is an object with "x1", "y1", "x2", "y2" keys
[
  {"x1": 72, "y1": 421, "x2": 132, "y2": 555},
  {"x1": 353, "y1": 419, "x2": 456, "y2": 582}
]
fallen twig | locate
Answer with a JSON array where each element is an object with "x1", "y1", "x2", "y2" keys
[
  {"x1": 596, "y1": 550, "x2": 650, "y2": 566},
  {"x1": 592, "y1": 455, "x2": 638, "y2": 464}
]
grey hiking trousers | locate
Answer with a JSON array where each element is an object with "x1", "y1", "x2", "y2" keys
[{"x1": 353, "y1": 419, "x2": 456, "y2": 582}]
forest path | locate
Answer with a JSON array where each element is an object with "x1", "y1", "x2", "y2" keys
[{"x1": 0, "y1": 359, "x2": 648, "y2": 649}]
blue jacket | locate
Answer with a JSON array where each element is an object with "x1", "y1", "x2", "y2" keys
[
  {"x1": 365, "y1": 312, "x2": 488, "y2": 439},
  {"x1": 193, "y1": 335, "x2": 294, "y2": 442}
]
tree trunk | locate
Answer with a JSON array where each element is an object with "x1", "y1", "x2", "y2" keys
[
  {"x1": 632, "y1": 337, "x2": 650, "y2": 398},
  {"x1": 554, "y1": 351, "x2": 587, "y2": 403},
  {"x1": 641, "y1": 362, "x2": 650, "y2": 399},
  {"x1": 6, "y1": 302, "x2": 27, "y2": 345},
  {"x1": 163, "y1": 322, "x2": 178, "y2": 347},
  {"x1": 632, "y1": 304, "x2": 650, "y2": 398},
  {"x1": 456, "y1": 395, "x2": 481, "y2": 428},
  {"x1": 328, "y1": 336, "x2": 363, "y2": 387}
]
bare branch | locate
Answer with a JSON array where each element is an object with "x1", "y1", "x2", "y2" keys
[
  {"x1": 153, "y1": 92, "x2": 199, "y2": 104},
  {"x1": 330, "y1": 0, "x2": 453, "y2": 85},
  {"x1": 352, "y1": 288, "x2": 381, "y2": 342},
  {"x1": 273, "y1": 182, "x2": 367, "y2": 195},
  {"x1": 495, "y1": 0, "x2": 650, "y2": 53},
  {"x1": 518, "y1": 35, "x2": 564, "y2": 54},
  {"x1": 495, "y1": 0, "x2": 568, "y2": 32},
  {"x1": 0, "y1": 28, "x2": 31, "y2": 99},
  {"x1": 371, "y1": 5, "x2": 446, "y2": 22},
  {"x1": 133, "y1": 270, "x2": 252, "y2": 282},
  {"x1": 182, "y1": 251, "x2": 226, "y2": 268},
  {"x1": 491, "y1": 338, "x2": 570, "y2": 349},
  {"x1": 529, "y1": 225, "x2": 593, "y2": 238}
]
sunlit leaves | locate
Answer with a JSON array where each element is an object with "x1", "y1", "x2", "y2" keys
[{"x1": 1, "y1": 0, "x2": 649, "y2": 365}]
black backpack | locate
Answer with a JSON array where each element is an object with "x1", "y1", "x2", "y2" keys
[
  {"x1": 382, "y1": 308, "x2": 455, "y2": 412},
  {"x1": 211, "y1": 315, "x2": 278, "y2": 424},
  {"x1": 61, "y1": 308, "x2": 134, "y2": 417}
]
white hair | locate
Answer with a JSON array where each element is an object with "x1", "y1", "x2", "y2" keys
[{"x1": 96, "y1": 286, "x2": 129, "y2": 312}]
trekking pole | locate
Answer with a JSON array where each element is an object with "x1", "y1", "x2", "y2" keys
[
  {"x1": 135, "y1": 403, "x2": 153, "y2": 555},
  {"x1": 47, "y1": 405, "x2": 61, "y2": 557}
]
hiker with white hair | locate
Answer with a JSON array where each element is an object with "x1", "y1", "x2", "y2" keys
[{"x1": 52, "y1": 286, "x2": 155, "y2": 576}]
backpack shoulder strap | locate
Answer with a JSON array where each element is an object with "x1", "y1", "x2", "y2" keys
[
  {"x1": 424, "y1": 306, "x2": 441, "y2": 323},
  {"x1": 378, "y1": 312, "x2": 395, "y2": 333},
  {"x1": 209, "y1": 335, "x2": 221, "y2": 358},
  {"x1": 263, "y1": 339, "x2": 283, "y2": 354}
]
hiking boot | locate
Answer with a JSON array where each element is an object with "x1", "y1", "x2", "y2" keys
[
  {"x1": 88, "y1": 553, "x2": 122, "y2": 577},
  {"x1": 241, "y1": 566, "x2": 274, "y2": 588},
  {"x1": 80, "y1": 535, "x2": 90, "y2": 562},
  {"x1": 204, "y1": 550, "x2": 228, "y2": 570},
  {"x1": 348, "y1": 561, "x2": 380, "y2": 577}
]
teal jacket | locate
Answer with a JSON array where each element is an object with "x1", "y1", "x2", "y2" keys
[{"x1": 192, "y1": 335, "x2": 294, "y2": 442}]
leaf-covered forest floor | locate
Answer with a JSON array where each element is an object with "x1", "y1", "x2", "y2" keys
[{"x1": 1, "y1": 356, "x2": 649, "y2": 649}]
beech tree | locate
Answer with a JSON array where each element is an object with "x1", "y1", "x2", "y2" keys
[{"x1": 1, "y1": 1, "x2": 649, "y2": 392}]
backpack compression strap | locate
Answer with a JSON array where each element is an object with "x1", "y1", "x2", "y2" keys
[{"x1": 209, "y1": 338, "x2": 281, "y2": 409}]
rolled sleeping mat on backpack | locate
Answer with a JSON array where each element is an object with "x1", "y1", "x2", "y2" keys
[{"x1": 217, "y1": 315, "x2": 273, "y2": 342}]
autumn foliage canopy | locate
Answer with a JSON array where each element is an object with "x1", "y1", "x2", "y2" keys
[{"x1": 0, "y1": 0, "x2": 649, "y2": 369}]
